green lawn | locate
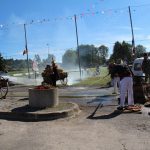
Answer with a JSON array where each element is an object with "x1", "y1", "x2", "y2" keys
[
  {"x1": 8, "y1": 69, "x2": 29, "y2": 76},
  {"x1": 73, "y1": 67, "x2": 111, "y2": 87}
]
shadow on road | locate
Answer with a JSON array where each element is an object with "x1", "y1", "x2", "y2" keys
[
  {"x1": 11, "y1": 105, "x2": 44, "y2": 113},
  {"x1": 0, "y1": 105, "x2": 67, "y2": 122},
  {"x1": 87, "y1": 110, "x2": 122, "y2": 119},
  {"x1": 19, "y1": 98, "x2": 29, "y2": 101},
  {"x1": 87, "y1": 102, "x2": 122, "y2": 119}
]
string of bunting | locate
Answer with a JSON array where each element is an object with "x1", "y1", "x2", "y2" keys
[{"x1": 0, "y1": 3, "x2": 150, "y2": 31}]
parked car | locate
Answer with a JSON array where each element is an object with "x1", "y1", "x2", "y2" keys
[{"x1": 131, "y1": 57, "x2": 147, "y2": 76}]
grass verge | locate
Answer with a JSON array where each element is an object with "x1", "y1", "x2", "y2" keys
[{"x1": 73, "y1": 67, "x2": 111, "y2": 87}]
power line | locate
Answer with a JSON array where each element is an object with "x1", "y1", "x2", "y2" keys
[
  {"x1": 130, "y1": 3, "x2": 150, "y2": 8},
  {"x1": 1, "y1": 3, "x2": 150, "y2": 29}
]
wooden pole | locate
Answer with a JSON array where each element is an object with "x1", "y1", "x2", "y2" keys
[
  {"x1": 24, "y1": 24, "x2": 30, "y2": 78},
  {"x1": 74, "y1": 14, "x2": 81, "y2": 80}
]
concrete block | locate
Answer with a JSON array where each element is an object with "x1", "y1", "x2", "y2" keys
[{"x1": 29, "y1": 88, "x2": 59, "y2": 108}]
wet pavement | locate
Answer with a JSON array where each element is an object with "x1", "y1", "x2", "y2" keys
[
  {"x1": 0, "y1": 85, "x2": 149, "y2": 117},
  {"x1": 59, "y1": 86, "x2": 119, "y2": 106},
  {"x1": 0, "y1": 86, "x2": 118, "y2": 111}
]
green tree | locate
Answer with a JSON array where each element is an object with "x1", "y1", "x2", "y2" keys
[
  {"x1": 110, "y1": 41, "x2": 122, "y2": 62},
  {"x1": 98, "y1": 45, "x2": 109, "y2": 64},
  {"x1": 62, "y1": 49, "x2": 77, "y2": 68},
  {"x1": 78, "y1": 44, "x2": 99, "y2": 67},
  {"x1": 5, "y1": 58, "x2": 13, "y2": 71},
  {"x1": 62, "y1": 44, "x2": 109, "y2": 68},
  {"x1": 110, "y1": 41, "x2": 132, "y2": 63},
  {"x1": 0, "y1": 53, "x2": 6, "y2": 71},
  {"x1": 13, "y1": 59, "x2": 27, "y2": 70},
  {"x1": 121, "y1": 41, "x2": 132, "y2": 62},
  {"x1": 5, "y1": 58, "x2": 27, "y2": 71},
  {"x1": 135, "y1": 45, "x2": 146, "y2": 58}
]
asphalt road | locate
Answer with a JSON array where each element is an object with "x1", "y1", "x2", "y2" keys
[{"x1": 0, "y1": 85, "x2": 150, "y2": 150}]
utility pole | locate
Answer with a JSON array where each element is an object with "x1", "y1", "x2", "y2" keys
[
  {"x1": 128, "y1": 6, "x2": 135, "y2": 56},
  {"x1": 74, "y1": 14, "x2": 81, "y2": 80},
  {"x1": 24, "y1": 24, "x2": 30, "y2": 78}
]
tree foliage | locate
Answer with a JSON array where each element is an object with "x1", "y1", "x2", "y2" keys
[
  {"x1": 135, "y1": 45, "x2": 146, "y2": 58},
  {"x1": 98, "y1": 45, "x2": 109, "y2": 64},
  {"x1": 4, "y1": 41, "x2": 147, "y2": 72},
  {"x1": 62, "y1": 44, "x2": 109, "y2": 68},
  {"x1": 110, "y1": 41, "x2": 132, "y2": 63},
  {"x1": 0, "y1": 53, "x2": 6, "y2": 71},
  {"x1": 79, "y1": 44, "x2": 97, "y2": 67},
  {"x1": 109, "y1": 41, "x2": 148, "y2": 64},
  {"x1": 62, "y1": 49, "x2": 78, "y2": 68},
  {"x1": 5, "y1": 54, "x2": 56, "y2": 72}
]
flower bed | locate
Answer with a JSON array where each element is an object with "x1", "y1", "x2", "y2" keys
[{"x1": 34, "y1": 85, "x2": 55, "y2": 90}]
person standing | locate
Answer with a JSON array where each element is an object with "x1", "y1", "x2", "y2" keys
[
  {"x1": 108, "y1": 63, "x2": 120, "y2": 94},
  {"x1": 142, "y1": 53, "x2": 150, "y2": 83},
  {"x1": 113, "y1": 74, "x2": 120, "y2": 94},
  {"x1": 112, "y1": 64, "x2": 134, "y2": 110}
]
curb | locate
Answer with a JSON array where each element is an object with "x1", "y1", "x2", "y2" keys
[{"x1": 0, "y1": 103, "x2": 81, "y2": 121}]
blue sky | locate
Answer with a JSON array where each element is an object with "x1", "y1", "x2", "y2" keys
[{"x1": 0, "y1": 0, "x2": 150, "y2": 62}]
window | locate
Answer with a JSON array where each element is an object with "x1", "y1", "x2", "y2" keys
[{"x1": 134, "y1": 63, "x2": 142, "y2": 71}]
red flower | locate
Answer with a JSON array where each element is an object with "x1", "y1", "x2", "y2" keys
[{"x1": 34, "y1": 85, "x2": 51, "y2": 89}]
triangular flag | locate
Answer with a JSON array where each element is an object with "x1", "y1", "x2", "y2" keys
[{"x1": 23, "y1": 49, "x2": 28, "y2": 55}]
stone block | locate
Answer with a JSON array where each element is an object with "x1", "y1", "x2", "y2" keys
[{"x1": 29, "y1": 88, "x2": 59, "y2": 108}]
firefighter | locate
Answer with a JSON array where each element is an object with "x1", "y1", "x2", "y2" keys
[{"x1": 142, "y1": 52, "x2": 150, "y2": 83}]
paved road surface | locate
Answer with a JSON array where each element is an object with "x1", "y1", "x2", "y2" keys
[{"x1": 0, "y1": 85, "x2": 149, "y2": 150}]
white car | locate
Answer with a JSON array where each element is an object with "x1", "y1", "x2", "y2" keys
[{"x1": 131, "y1": 57, "x2": 147, "y2": 76}]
